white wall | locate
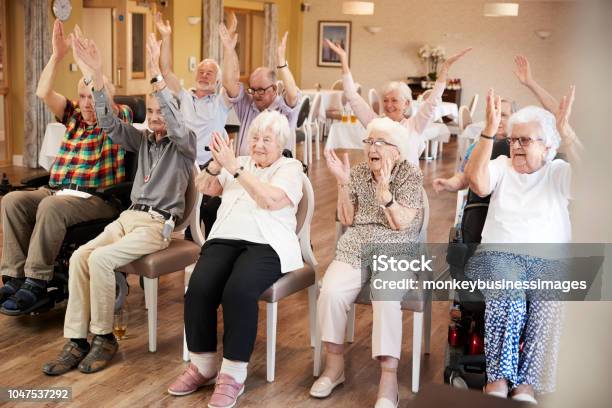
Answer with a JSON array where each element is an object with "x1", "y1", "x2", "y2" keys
[{"x1": 300, "y1": 0, "x2": 576, "y2": 121}]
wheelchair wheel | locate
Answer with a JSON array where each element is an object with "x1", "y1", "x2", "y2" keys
[{"x1": 114, "y1": 272, "x2": 129, "y2": 313}]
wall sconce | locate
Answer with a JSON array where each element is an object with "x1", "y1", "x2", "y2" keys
[
  {"x1": 364, "y1": 26, "x2": 382, "y2": 34},
  {"x1": 534, "y1": 30, "x2": 552, "y2": 40},
  {"x1": 483, "y1": 3, "x2": 519, "y2": 17},
  {"x1": 187, "y1": 16, "x2": 201, "y2": 25}
]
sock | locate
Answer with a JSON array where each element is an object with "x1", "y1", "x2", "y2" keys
[
  {"x1": 25, "y1": 277, "x2": 47, "y2": 289},
  {"x1": 219, "y1": 358, "x2": 248, "y2": 384},
  {"x1": 70, "y1": 338, "x2": 90, "y2": 351},
  {"x1": 322, "y1": 351, "x2": 344, "y2": 380},
  {"x1": 189, "y1": 352, "x2": 218, "y2": 378}
]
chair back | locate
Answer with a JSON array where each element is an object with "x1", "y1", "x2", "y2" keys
[
  {"x1": 468, "y1": 94, "x2": 479, "y2": 117},
  {"x1": 418, "y1": 187, "x2": 430, "y2": 243},
  {"x1": 307, "y1": 93, "x2": 322, "y2": 124},
  {"x1": 296, "y1": 96, "x2": 311, "y2": 128},
  {"x1": 174, "y1": 164, "x2": 200, "y2": 232},
  {"x1": 421, "y1": 89, "x2": 433, "y2": 101},
  {"x1": 368, "y1": 88, "x2": 381, "y2": 115},
  {"x1": 330, "y1": 79, "x2": 343, "y2": 90},
  {"x1": 114, "y1": 95, "x2": 146, "y2": 124},
  {"x1": 458, "y1": 105, "x2": 472, "y2": 133}
]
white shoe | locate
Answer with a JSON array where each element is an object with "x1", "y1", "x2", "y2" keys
[
  {"x1": 309, "y1": 373, "x2": 345, "y2": 398},
  {"x1": 374, "y1": 393, "x2": 399, "y2": 408},
  {"x1": 512, "y1": 393, "x2": 538, "y2": 404},
  {"x1": 483, "y1": 385, "x2": 508, "y2": 399}
]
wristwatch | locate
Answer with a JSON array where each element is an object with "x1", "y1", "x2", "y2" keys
[
  {"x1": 233, "y1": 166, "x2": 245, "y2": 179},
  {"x1": 83, "y1": 76, "x2": 93, "y2": 86},
  {"x1": 150, "y1": 74, "x2": 164, "y2": 84}
]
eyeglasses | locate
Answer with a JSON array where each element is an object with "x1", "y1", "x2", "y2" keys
[
  {"x1": 506, "y1": 136, "x2": 543, "y2": 147},
  {"x1": 247, "y1": 85, "x2": 275, "y2": 96},
  {"x1": 362, "y1": 138, "x2": 398, "y2": 148}
]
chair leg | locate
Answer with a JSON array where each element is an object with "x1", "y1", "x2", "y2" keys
[
  {"x1": 315, "y1": 123, "x2": 320, "y2": 161},
  {"x1": 346, "y1": 303, "x2": 355, "y2": 343},
  {"x1": 431, "y1": 141, "x2": 439, "y2": 160},
  {"x1": 308, "y1": 284, "x2": 317, "y2": 348},
  {"x1": 302, "y1": 128, "x2": 309, "y2": 166},
  {"x1": 266, "y1": 302, "x2": 278, "y2": 382},
  {"x1": 412, "y1": 311, "x2": 424, "y2": 393},
  {"x1": 183, "y1": 285, "x2": 190, "y2": 362},
  {"x1": 424, "y1": 299, "x2": 432, "y2": 355},
  {"x1": 143, "y1": 277, "x2": 159, "y2": 353}
]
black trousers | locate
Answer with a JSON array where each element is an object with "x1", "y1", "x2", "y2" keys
[{"x1": 184, "y1": 238, "x2": 283, "y2": 362}]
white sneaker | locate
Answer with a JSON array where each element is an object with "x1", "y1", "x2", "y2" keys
[{"x1": 512, "y1": 393, "x2": 538, "y2": 404}]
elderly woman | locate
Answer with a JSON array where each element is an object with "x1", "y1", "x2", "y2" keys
[
  {"x1": 464, "y1": 87, "x2": 579, "y2": 404},
  {"x1": 325, "y1": 40, "x2": 471, "y2": 165},
  {"x1": 310, "y1": 117, "x2": 423, "y2": 408},
  {"x1": 168, "y1": 111, "x2": 303, "y2": 408}
]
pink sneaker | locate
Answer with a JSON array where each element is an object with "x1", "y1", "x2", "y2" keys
[
  {"x1": 168, "y1": 363, "x2": 216, "y2": 396},
  {"x1": 207, "y1": 373, "x2": 245, "y2": 408}
]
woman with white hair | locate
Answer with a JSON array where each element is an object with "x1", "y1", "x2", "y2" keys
[
  {"x1": 325, "y1": 40, "x2": 471, "y2": 165},
  {"x1": 168, "y1": 110, "x2": 304, "y2": 408},
  {"x1": 464, "y1": 87, "x2": 579, "y2": 404},
  {"x1": 310, "y1": 117, "x2": 423, "y2": 407}
]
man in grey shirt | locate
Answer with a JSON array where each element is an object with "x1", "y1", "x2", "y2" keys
[{"x1": 43, "y1": 34, "x2": 196, "y2": 376}]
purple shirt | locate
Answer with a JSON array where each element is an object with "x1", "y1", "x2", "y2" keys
[{"x1": 227, "y1": 83, "x2": 302, "y2": 155}]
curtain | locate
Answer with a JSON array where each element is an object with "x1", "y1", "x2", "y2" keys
[
  {"x1": 202, "y1": 0, "x2": 224, "y2": 62},
  {"x1": 263, "y1": 3, "x2": 279, "y2": 69},
  {"x1": 24, "y1": 0, "x2": 52, "y2": 168}
]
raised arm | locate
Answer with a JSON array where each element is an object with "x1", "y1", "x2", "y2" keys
[
  {"x1": 36, "y1": 19, "x2": 69, "y2": 119},
  {"x1": 219, "y1": 13, "x2": 240, "y2": 98},
  {"x1": 411, "y1": 47, "x2": 472, "y2": 135},
  {"x1": 514, "y1": 55, "x2": 559, "y2": 114},
  {"x1": 555, "y1": 85, "x2": 582, "y2": 164},
  {"x1": 210, "y1": 134, "x2": 295, "y2": 210},
  {"x1": 146, "y1": 34, "x2": 196, "y2": 159},
  {"x1": 155, "y1": 12, "x2": 181, "y2": 95},
  {"x1": 276, "y1": 32, "x2": 299, "y2": 107},
  {"x1": 73, "y1": 36, "x2": 142, "y2": 151},
  {"x1": 324, "y1": 149, "x2": 354, "y2": 226},
  {"x1": 464, "y1": 89, "x2": 502, "y2": 197},
  {"x1": 325, "y1": 39, "x2": 377, "y2": 125}
]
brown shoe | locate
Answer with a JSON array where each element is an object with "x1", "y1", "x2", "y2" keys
[
  {"x1": 78, "y1": 335, "x2": 118, "y2": 374},
  {"x1": 42, "y1": 341, "x2": 89, "y2": 376}
]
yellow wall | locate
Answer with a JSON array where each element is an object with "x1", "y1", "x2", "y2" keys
[{"x1": 170, "y1": 0, "x2": 202, "y2": 89}]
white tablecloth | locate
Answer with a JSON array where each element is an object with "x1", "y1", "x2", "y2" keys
[
  {"x1": 325, "y1": 121, "x2": 450, "y2": 152},
  {"x1": 302, "y1": 89, "x2": 344, "y2": 122},
  {"x1": 410, "y1": 100, "x2": 459, "y2": 122}
]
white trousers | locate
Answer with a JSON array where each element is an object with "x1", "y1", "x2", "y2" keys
[{"x1": 317, "y1": 260, "x2": 403, "y2": 359}]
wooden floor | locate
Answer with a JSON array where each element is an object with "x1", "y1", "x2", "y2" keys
[{"x1": 0, "y1": 139, "x2": 463, "y2": 408}]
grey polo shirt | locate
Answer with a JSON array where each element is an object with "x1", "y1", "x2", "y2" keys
[{"x1": 94, "y1": 88, "x2": 197, "y2": 219}]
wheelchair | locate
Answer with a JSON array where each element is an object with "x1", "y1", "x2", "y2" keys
[{"x1": 0, "y1": 95, "x2": 145, "y2": 315}]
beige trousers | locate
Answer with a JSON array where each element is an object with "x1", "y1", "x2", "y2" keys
[
  {"x1": 0, "y1": 187, "x2": 117, "y2": 281},
  {"x1": 63, "y1": 210, "x2": 169, "y2": 338},
  {"x1": 317, "y1": 260, "x2": 403, "y2": 360}
]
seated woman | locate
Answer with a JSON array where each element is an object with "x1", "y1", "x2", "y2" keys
[
  {"x1": 310, "y1": 117, "x2": 424, "y2": 408},
  {"x1": 325, "y1": 40, "x2": 471, "y2": 165},
  {"x1": 168, "y1": 111, "x2": 304, "y2": 408},
  {"x1": 464, "y1": 87, "x2": 579, "y2": 404}
]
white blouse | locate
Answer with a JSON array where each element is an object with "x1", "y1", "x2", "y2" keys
[{"x1": 207, "y1": 156, "x2": 304, "y2": 273}]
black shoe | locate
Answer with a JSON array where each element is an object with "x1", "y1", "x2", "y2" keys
[
  {"x1": 0, "y1": 281, "x2": 51, "y2": 316},
  {"x1": 78, "y1": 335, "x2": 118, "y2": 374},
  {"x1": 42, "y1": 341, "x2": 90, "y2": 376},
  {"x1": 0, "y1": 277, "x2": 24, "y2": 304}
]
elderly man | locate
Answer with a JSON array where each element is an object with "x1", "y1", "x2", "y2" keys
[
  {"x1": 0, "y1": 20, "x2": 132, "y2": 315},
  {"x1": 42, "y1": 33, "x2": 196, "y2": 375},
  {"x1": 219, "y1": 16, "x2": 302, "y2": 156},
  {"x1": 155, "y1": 13, "x2": 232, "y2": 237}
]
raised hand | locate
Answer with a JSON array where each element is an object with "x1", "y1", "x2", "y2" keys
[
  {"x1": 432, "y1": 178, "x2": 450, "y2": 193},
  {"x1": 514, "y1": 55, "x2": 534, "y2": 86},
  {"x1": 556, "y1": 85, "x2": 576, "y2": 141},
  {"x1": 438, "y1": 47, "x2": 472, "y2": 80},
  {"x1": 146, "y1": 33, "x2": 162, "y2": 77},
  {"x1": 325, "y1": 39, "x2": 348, "y2": 64},
  {"x1": 210, "y1": 132, "x2": 239, "y2": 173},
  {"x1": 72, "y1": 35, "x2": 102, "y2": 77},
  {"x1": 324, "y1": 149, "x2": 350, "y2": 185},
  {"x1": 52, "y1": 19, "x2": 71, "y2": 60},
  {"x1": 155, "y1": 12, "x2": 172, "y2": 38},
  {"x1": 219, "y1": 12, "x2": 238, "y2": 50},
  {"x1": 277, "y1": 32, "x2": 289, "y2": 66},
  {"x1": 484, "y1": 88, "x2": 502, "y2": 136}
]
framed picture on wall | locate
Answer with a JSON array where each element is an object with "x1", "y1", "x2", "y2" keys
[{"x1": 317, "y1": 21, "x2": 351, "y2": 67}]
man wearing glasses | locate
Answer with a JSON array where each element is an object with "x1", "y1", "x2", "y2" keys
[{"x1": 219, "y1": 16, "x2": 302, "y2": 156}]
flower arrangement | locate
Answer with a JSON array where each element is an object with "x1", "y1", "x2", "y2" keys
[{"x1": 418, "y1": 44, "x2": 446, "y2": 81}]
